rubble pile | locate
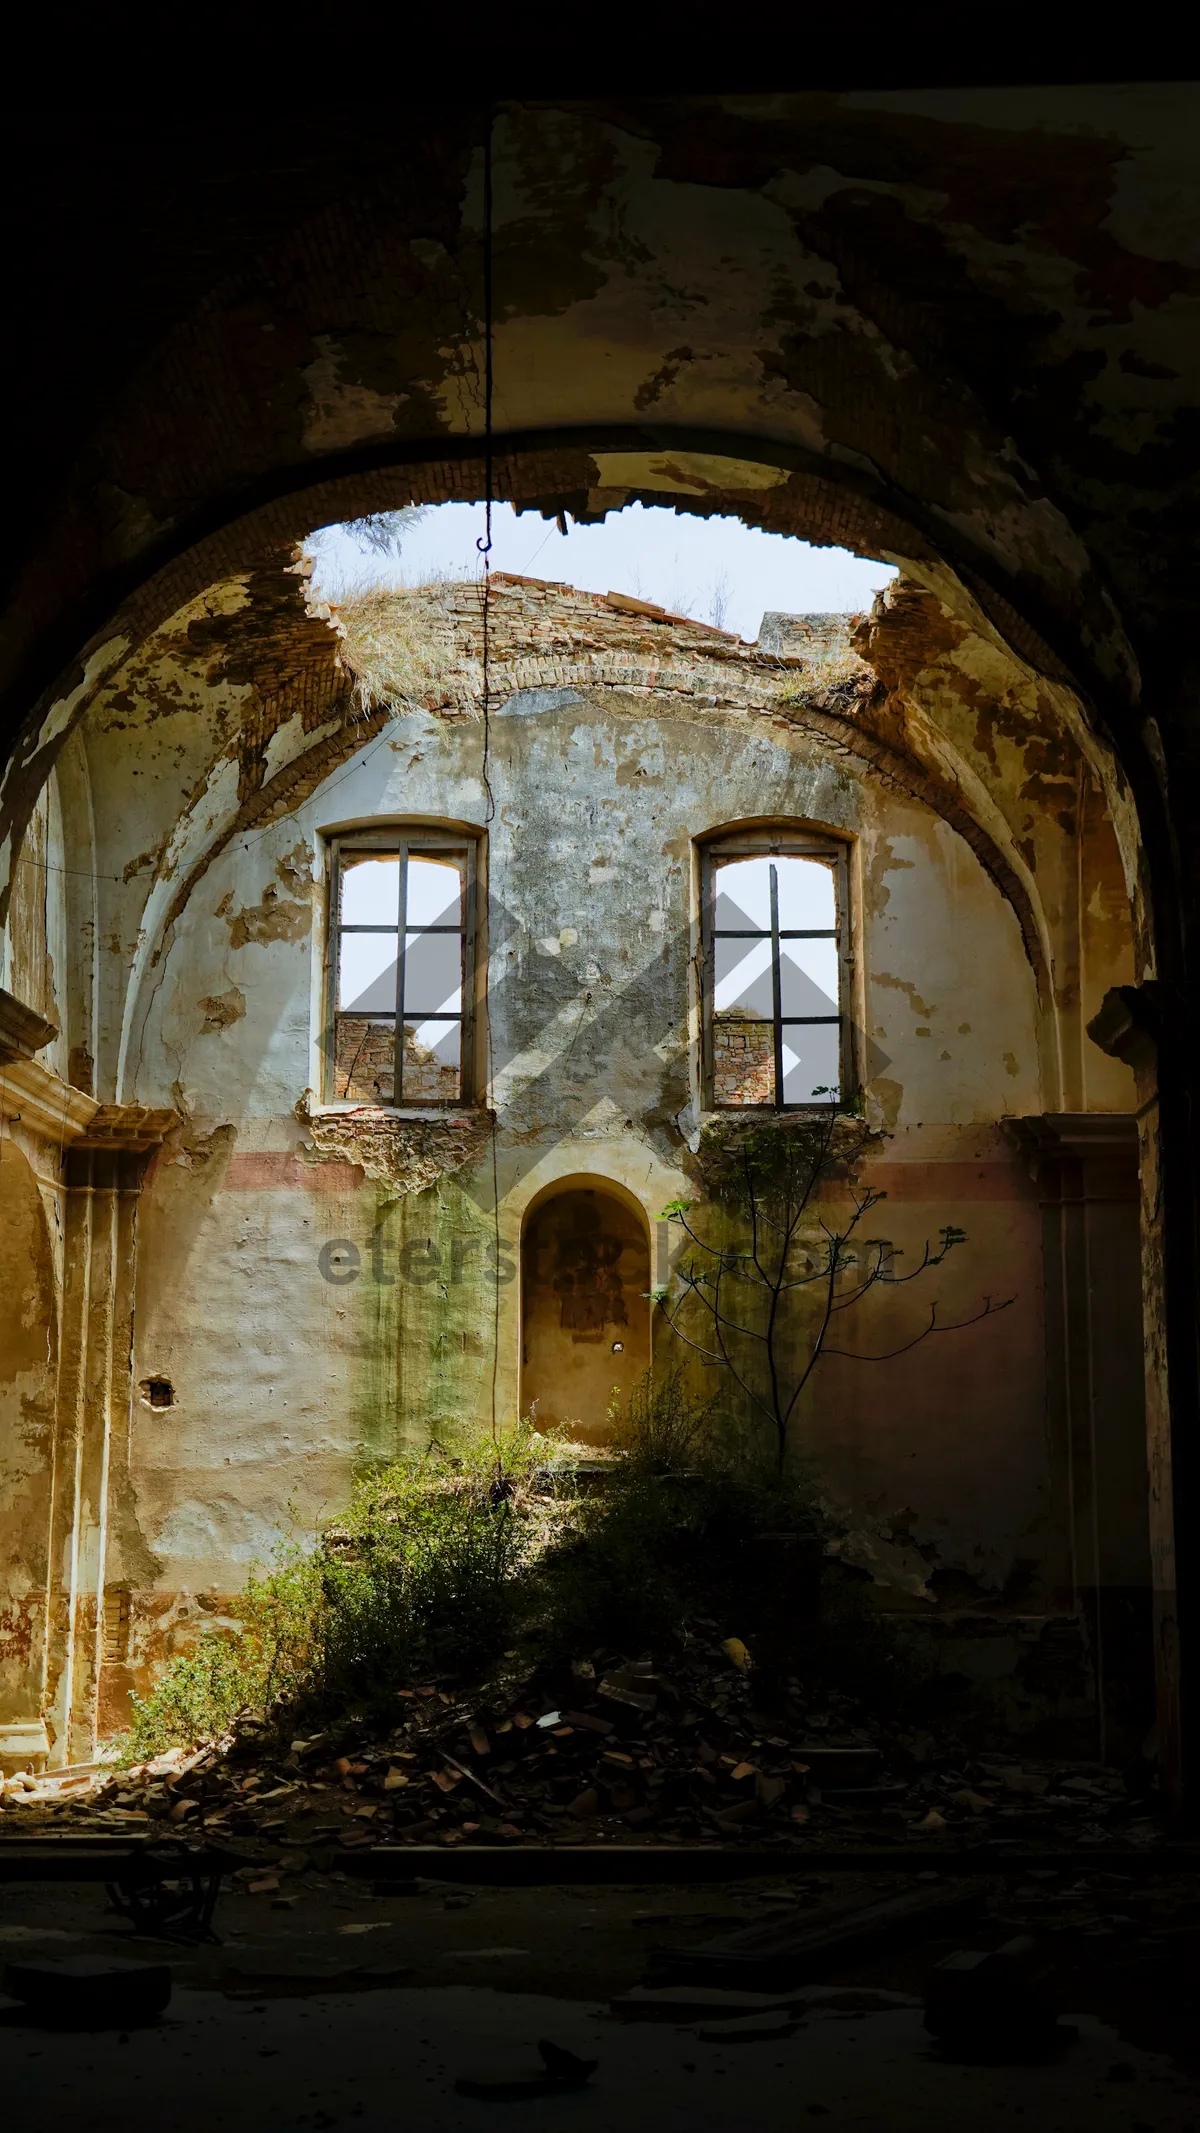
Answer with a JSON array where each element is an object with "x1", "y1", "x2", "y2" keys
[{"x1": 0, "y1": 1633, "x2": 1163, "y2": 1855}]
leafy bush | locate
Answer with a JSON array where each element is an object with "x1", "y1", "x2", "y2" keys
[
  {"x1": 122, "y1": 1549, "x2": 321, "y2": 1761},
  {"x1": 608, "y1": 1365, "x2": 718, "y2": 1473},
  {"x1": 313, "y1": 1449, "x2": 538, "y2": 1704},
  {"x1": 121, "y1": 1427, "x2": 568, "y2": 1762},
  {"x1": 122, "y1": 1389, "x2": 910, "y2": 1761},
  {"x1": 527, "y1": 1371, "x2": 830, "y2": 1659}
]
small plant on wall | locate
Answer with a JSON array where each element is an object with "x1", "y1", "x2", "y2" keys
[{"x1": 658, "y1": 1111, "x2": 1012, "y2": 1475}]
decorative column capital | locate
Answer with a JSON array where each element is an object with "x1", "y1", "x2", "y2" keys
[
  {"x1": 1004, "y1": 1113, "x2": 1139, "y2": 1202},
  {"x1": 1087, "y1": 981, "x2": 1173, "y2": 1070},
  {"x1": 73, "y1": 1104, "x2": 177, "y2": 1153}
]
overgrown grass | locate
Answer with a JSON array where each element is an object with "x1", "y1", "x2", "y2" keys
[
  {"x1": 331, "y1": 584, "x2": 455, "y2": 716},
  {"x1": 121, "y1": 1426, "x2": 570, "y2": 1762},
  {"x1": 120, "y1": 1380, "x2": 914, "y2": 1762},
  {"x1": 775, "y1": 648, "x2": 872, "y2": 709}
]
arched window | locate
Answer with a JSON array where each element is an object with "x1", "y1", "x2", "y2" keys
[
  {"x1": 700, "y1": 826, "x2": 851, "y2": 1111},
  {"x1": 323, "y1": 828, "x2": 480, "y2": 1107}
]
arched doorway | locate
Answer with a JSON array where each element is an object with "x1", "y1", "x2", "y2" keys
[{"x1": 521, "y1": 1181, "x2": 651, "y2": 1442}]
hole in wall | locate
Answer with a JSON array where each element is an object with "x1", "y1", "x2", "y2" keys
[
  {"x1": 103, "y1": 1587, "x2": 132, "y2": 1665},
  {"x1": 140, "y1": 1377, "x2": 176, "y2": 1410}
]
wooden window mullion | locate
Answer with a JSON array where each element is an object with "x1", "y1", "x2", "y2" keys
[
  {"x1": 769, "y1": 858, "x2": 785, "y2": 1112},
  {"x1": 394, "y1": 838, "x2": 409, "y2": 1107},
  {"x1": 460, "y1": 842, "x2": 476, "y2": 1109},
  {"x1": 324, "y1": 840, "x2": 343, "y2": 1103}
]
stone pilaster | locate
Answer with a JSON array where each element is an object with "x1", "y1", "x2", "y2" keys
[
  {"x1": 0, "y1": 1015, "x2": 174, "y2": 1772},
  {"x1": 42, "y1": 1109, "x2": 174, "y2": 1767},
  {"x1": 1008, "y1": 1112, "x2": 1152, "y2": 1760}
]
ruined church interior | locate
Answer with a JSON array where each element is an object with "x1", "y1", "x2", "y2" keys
[{"x1": 2, "y1": 78, "x2": 1200, "y2": 2129}]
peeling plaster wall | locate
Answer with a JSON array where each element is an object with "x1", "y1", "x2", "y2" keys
[
  {"x1": 522, "y1": 1182, "x2": 653, "y2": 1439},
  {"x1": 0, "y1": 574, "x2": 1148, "y2": 1736},
  {"x1": 124, "y1": 688, "x2": 1123, "y2": 1643},
  {"x1": 0, "y1": 1145, "x2": 58, "y2": 1729},
  {"x1": 2, "y1": 767, "x2": 68, "y2": 1081},
  {"x1": 10, "y1": 85, "x2": 1200, "y2": 747}
]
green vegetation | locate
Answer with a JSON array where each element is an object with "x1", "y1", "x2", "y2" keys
[
  {"x1": 528, "y1": 1370, "x2": 827, "y2": 1660},
  {"x1": 661, "y1": 1114, "x2": 1008, "y2": 1473},
  {"x1": 122, "y1": 1378, "x2": 911, "y2": 1763},
  {"x1": 122, "y1": 1427, "x2": 566, "y2": 1762}
]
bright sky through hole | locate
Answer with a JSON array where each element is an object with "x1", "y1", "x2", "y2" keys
[{"x1": 307, "y1": 502, "x2": 896, "y2": 643}]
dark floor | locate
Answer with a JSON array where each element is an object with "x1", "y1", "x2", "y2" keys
[{"x1": 2, "y1": 1867, "x2": 1198, "y2": 2129}]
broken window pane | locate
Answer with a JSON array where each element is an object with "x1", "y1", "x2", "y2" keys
[
  {"x1": 406, "y1": 856, "x2": 461, "y2": 929},
  {"x1": 708, "y1": 839, "x2": 844, "y2": 1111},
  {"x1": 403, "y1": 930, "x2": 463, "y2": 1017},
  {"x1": 402, "y1": 1018, "x2": 460, "y2": 1103},
  {"x1": 335, "y1": 1017, "x2": 396, "y2": 1103},
  {"x1": 714, "y1": 934, "x2": 775, "y2": 1015},
  {"x1": 715, "y1": 855, "x2": 773, "y2": 930},
  {"x1": 779, "y1": 937, "x2": 839, "y2": 1013},
  {"x1": 775, "y1": 855, "x2": 836, "y2": 930},
  {"x1": 781, "y1": 1022, "x2": 841, "y2": 1105},
  {"x1": 331, "y1": 840, "x2": 470, "y2": 1109},
  {"x1": 339, "y1": 932, "x2": 399, "y2": 1011}
]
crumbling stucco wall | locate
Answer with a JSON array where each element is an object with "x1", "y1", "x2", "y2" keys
[
  {"x1": 0, "y1": 1146, "x2": 58, "y2": 1732},
  {"x1": 0, "y1": 569, "x2": 1145, "y2": 1744}
]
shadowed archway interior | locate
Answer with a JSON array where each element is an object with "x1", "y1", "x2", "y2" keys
[
  {"x1": 521, "y1": 1183, "x2": 652, "y2": 1442},
  {"x1": 1, "y1": 86, "x2": 1196, "y2": 1819}
]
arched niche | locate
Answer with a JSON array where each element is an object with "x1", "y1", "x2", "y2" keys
[{"x1": 520, "y1": 1177, "x2": 651, "y2": 1443}]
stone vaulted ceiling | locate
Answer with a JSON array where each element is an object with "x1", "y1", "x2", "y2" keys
[{"x1": 1, "y1": 89, "x2": 1198, "y2": 954}]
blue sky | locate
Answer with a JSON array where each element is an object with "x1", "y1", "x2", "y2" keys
[{"x1": 306, "y1": 502, "x2": 896, "y2": 643}]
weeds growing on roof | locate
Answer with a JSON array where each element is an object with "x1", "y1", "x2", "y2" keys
[{"x1": 326, "y1": 584, "x2": 455, "y2": 717}]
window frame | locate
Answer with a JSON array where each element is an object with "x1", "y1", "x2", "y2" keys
[
  {"x1": 699, "y1": 826, "x2": 854, "y2": 1114},
  {"x1": 322, "y1": 826, "x2": 480, "y2": 1110}
]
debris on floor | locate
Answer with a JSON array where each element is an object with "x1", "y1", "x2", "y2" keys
[
  {"x1": 0, "y1": 1633, "x2": 1164, "y2": 1869},
  {"x1": 643, "y1": 1880, "x2": 984, "y2": 1988}
]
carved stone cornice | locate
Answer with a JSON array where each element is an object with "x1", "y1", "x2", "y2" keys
[
  {"x1": 1087, "y1": 982, "x2": 1168, "y2": 1072},
  {"x1": 0, "y1": 1052, "x2": 177, "y2": 1155},
  {"x1": 1004, "y1": 1112, "x2": 1139, "y2": 1203},
  {"x1": 73, "y1": 1104, "x2": 178, "y2": 1153},
  {"x1": 0, "y1": 1053, "x2": 97, "y2": 1142},
  {"x1": 0, "y1": 985, "x2": 57, "y2": 1064}
]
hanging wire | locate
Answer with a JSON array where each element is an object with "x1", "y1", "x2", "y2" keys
[
  {"x1": 476, "y1": 102, "x2": 496, "y2": 832},
  {"x1": 474, "y1": 102, "x2": 503, "y2": 1462}
]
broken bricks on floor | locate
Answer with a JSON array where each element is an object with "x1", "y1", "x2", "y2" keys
[{"x1": 2, "y1": 1633, "x2": 1157, "y2": 1852}]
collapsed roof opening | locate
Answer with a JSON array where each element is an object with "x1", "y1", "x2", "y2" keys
[{"x1": 304, "y1": 500, "x2": 898, "y2": 640}]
